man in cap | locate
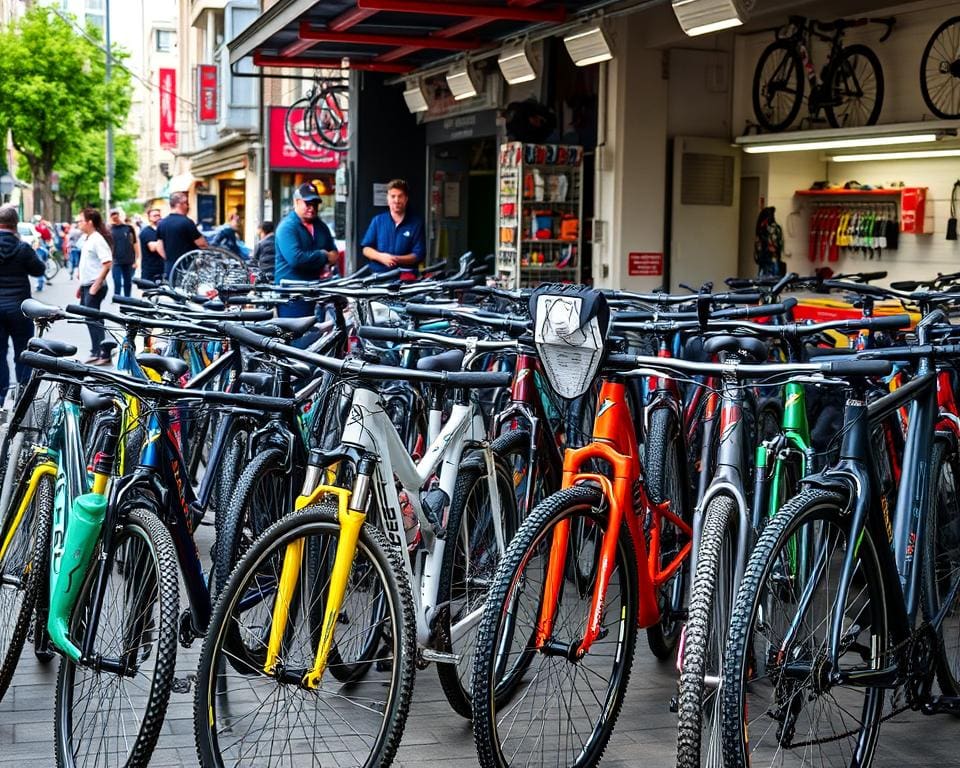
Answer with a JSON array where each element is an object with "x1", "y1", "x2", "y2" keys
[{"x1": 274, "y1": 181, "x2": 338, "y2": 318}]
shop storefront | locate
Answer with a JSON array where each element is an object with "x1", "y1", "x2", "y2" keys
[{"x1": 188, "y1": 134, "x2": 259, "y2": 243}]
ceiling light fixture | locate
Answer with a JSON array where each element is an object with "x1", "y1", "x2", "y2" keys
[
  {"x1": 498, "y1": 44, "x2": 537, "y2": 84},
  {"x1": 402, "y1": 80, "x2": 428, "y2": 113},
  {"x1": 563, "y1": 26, "x2": 612, "y2": 67},
  {"x1": 672, "y1": 0, "x2": 748, "y2": 37},
  {"x1": 830, "y1": 148, "x2": 960, "y2": 162},
  {"x1": 446, "y1": 62, "x2": 480, "y2": 100},
  {"x1": 742, "y1": 133, "x2": 941, "y2": 154}
]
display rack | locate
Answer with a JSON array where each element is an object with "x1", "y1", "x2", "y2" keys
[
  {"x1": 496, "y1": 141, "x2": 584, "y2": 288},
  {"x1": 794, "y1": 187, "x2": 930, "y2": 233}
]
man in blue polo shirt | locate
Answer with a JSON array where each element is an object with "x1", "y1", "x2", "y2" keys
[
  {"x1": 274, "y1": 181, "x2": 338, "y2": 318},
  {"x1": 360, "y1": 179, "x2": 425, "y2": 279}
]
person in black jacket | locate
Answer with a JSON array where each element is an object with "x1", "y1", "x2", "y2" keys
[
  {"x1": 250, "y1": 221, "x2": 275, "y2": 283},
  {"x1": 0, "y1": 206, "x2": 45, "y2": 401}
]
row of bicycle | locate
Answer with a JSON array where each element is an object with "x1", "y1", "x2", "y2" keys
[{"x1": 0, "y1": 258, "x2": 958, "y2": 768}]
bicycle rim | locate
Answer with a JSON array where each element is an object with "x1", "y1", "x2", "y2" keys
[
  {"x1": 473, "y1": 487, "x2": 638, "y2": 768},
  {"x1": 197, "y1": 509, "x2": 414, "y2": 767},
  {"x1": 825, "y1": 45, "x2": 883, "y2": 128},
  {"x1": 920, "y1": 17, "x2": 960, "y2": 119}
]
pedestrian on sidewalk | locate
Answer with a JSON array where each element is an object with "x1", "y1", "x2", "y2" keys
[
  {"x1": 76, "y1": 207, "x2": 113, "y2": 365},
  {"x1": 67, "y1": 219, "x2": 82, "y2": 279},
  {"x1": 0, "y1": 205, "x2": 45, "y2": 402},
  {"x1": 250, "y1": 220, "x2": 275, "y2": 283},
  {"x1": 157, "y1": 192, "x2": 208, "y2": 282},
  {"x1": 108, "y1": 207, "x2": 138, "y2": 297},
  {"x1": 209, "y1": 212, "x2": 244, "y2": 257},
  {"x1": 139, "y1": 207, "x2": 164, "y2": 282}
]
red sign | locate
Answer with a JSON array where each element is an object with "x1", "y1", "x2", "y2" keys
[
  {"x1": 268, "y1": 106, "x2": 341, "y2": 171},
  {"x1": 628, "y1": 252, "x2": 663, "y2": 277},
  {"x1": 197, "y1": 64, "x2": 218, "y2": 124},
  {"x1": 159, "y1": 68, "x2": 177, "y2": 149}
]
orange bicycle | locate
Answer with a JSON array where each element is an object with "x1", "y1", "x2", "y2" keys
[{"x1": 471, "y1": 286, "x2": 693, "y2": 768}]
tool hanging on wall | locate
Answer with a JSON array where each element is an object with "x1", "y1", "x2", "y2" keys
[
  {"x1": 948, "y1": 180, "x2": 959, "y2": 241},
  {"x1": 807, "y1": 201, "x2": 899, "y2": 261}
]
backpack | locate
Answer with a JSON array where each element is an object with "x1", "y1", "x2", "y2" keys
[{"x1": 754, "y1": 206, "x2": 784, "y2": 277}]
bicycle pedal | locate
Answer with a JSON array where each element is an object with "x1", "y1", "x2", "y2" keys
[
  {"x1": 172, "y1": 674, "x2": 196, "y2": 695},
  {"x1": 420, "y1": 648, "x2": 462, "y2": 665}
]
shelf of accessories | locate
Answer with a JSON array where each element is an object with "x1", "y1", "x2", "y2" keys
[{"x1": 496, "y1": 141, "x2": 584, "y2": 288}]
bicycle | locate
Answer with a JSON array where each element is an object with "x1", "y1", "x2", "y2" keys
[
  {"x1": 752, "y1": 15, "x2": 894, "y2": 131},
  {"x1": 285, "y1": 78, "x2": 349, "y2": 156},
  {"x1": 719, "y1": 309, "x2": 960, "y2": 767},
  {"x1": 920, "y1": 15, "x2": 960, "y2": 119}
]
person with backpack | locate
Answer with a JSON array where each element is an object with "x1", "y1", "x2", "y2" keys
[
  {"x1": 754, "y1": 206, "x2": 785, "y2": 277},
  {"x1": 209, "y1": 212, "x2": 243, "y2": 257},
  {"x1": 108, "y1": 207, "x2": 139, "y2": 297}
]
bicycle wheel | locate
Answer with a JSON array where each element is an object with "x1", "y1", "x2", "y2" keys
[
  {"x1": 720, "y1": 489, "x2": 888, "y2": 768},
  {"x1": 436, "y1": 452, "x2": 518, "y2": 718},
  {"x1": 214, "y1": 447, "x2": 289, "y2": 597},
  {"x1": 472, "y1": 485, "x2": 639, "y2": 768},
  {"x1": 923, "y1": 440, "x2": 960, "y2": 696},
  {"x1": 643, "y1": 406, "x2": 688, "y2": 660},
  {"x1": 676, "y1": 494, "x2": 737, "y2": 768},
  {"x1": 919, "y1": 16, "x2": 960, "y2": 119},
  {"x1": 489, "y1": 428, "x2": 553, "y2": 526},
  {"x1": 825, "y1": 44, "x2": 884, "y2": 128},
  {"x1": 54, "y1": 507, "x2": 179, "y2": 768},
  {"x1": 194, "y1": 505, "x2": 415, "y2": 768},
  {"x1": 45, "y1": 256, "x2": 59, "y2": 280},
  {"x1": 0, "y1": 472, "x2": 52, "y2": 700},
  {"x1": 752, "y1": 40, "x2": 805, "y2": 131}
]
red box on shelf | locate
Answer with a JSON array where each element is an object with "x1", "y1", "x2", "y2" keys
[{"x1": 900, "y1": 187, "x2": 927, "y2": 234}]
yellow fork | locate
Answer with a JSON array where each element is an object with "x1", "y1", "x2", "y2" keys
[{"x1": 262, "y1": 484, "x2": 364, "y2": 691}]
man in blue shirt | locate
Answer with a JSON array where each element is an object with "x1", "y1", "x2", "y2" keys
[
  {"x1": 274, "y1": 182, "x2": 338, "y2": 318},
  {"x1": 360, "y1": 179, "x2": 425, "y2": 279}
]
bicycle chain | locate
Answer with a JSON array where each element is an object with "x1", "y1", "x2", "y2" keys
[{"x1": 778, "y1": 623, "x2": 936, "y2": 750}]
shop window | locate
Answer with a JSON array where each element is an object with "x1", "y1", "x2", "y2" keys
[
  {"x1": 681, "y1": 153, "x2": 734, "y2": 206},
  {"x1": 156, "y1": 29, "x2": 174, "y2": 53}
]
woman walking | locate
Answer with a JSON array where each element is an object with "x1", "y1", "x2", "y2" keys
[{"x1": 77, "y1": 207, "x2": 113, "y2": 365}]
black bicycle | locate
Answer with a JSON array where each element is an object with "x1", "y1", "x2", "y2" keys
[
  {"x1": 920, "y1": 16, "x2": 960, "y2": 119},
  {"x1": 752, "y1": 15, "x2": 894, "y2": 131}
]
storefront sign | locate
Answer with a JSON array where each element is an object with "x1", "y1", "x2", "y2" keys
[
  {"x1": 628, "y1": 252, "x2": 663, "y2": 277},
  {"x1": 424, "y1": 110, "x2": 497, "y2": 144},
  {"x1": 159, "y1": 68, "x2": 177, "y2": 150},
  {"x1": 197, "y1": 64, "x2": 218, "y2": 124},
  {"x1": 373, "y1": 183, "x2": 388, "y2": 206},
  {"x1": 268, "y1": 106, "x2": 340, "y2": 171}
]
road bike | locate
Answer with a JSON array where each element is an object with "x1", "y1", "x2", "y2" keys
[
  {"x1": 752, "y1": 15, "x2": 894, "y2": 131},
  {"x1": 920, "y1": 15, "x2": 960, "y2": 119}
]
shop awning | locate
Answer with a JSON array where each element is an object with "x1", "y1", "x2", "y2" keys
[{"x1": 228, "y1": 0, "x2": 632, "y2": 74}]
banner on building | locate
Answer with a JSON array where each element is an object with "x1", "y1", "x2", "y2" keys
[
  {"x1": 268, "y1": 107, "x2": 340, "y2": 171},
  {"x1": 159, "y1": 68, "x2": 177, "y2": 149},
  {"x1": 197, "y1": 64, "x2": 218, "y2": 124}
]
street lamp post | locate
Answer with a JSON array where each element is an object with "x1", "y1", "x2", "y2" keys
[{"x1": 104, "y1": 0, "x2": 114, "y2": 212}]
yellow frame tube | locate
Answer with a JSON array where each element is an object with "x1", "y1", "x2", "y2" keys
[{"x1": 0, "y1": 461, "x2": 57, "y2": 562}]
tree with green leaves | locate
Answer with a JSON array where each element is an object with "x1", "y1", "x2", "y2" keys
[
  {"x1": 0, "y1": 5, "x2": 132, "y2": 216},
  {"x1": 57, "y1": 132, "x2": 138, "y2": 211}
]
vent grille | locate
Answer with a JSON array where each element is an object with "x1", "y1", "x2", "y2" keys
[{"x1": 681, "y1": 153, "x2": 734, "y2": 206}]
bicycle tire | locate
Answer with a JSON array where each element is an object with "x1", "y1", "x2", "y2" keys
[
  {"x1": 824, "y1": 44, "x2": 884, "y2": 128},
  {"x1": 472, "y1": 485, "x2": 639, "y2": 768},
  {"x1": 720, "y1": 488, "x2": 888, "y2": 768},
  {"x1": 676, "y1": 494, "x2": 737, "y2": 768},
  {"x1": 643, "y1": 406, "x2": 689, "y2": 660},
  {"x1": 0, "y1": 473, "x2": 52, "y2": 700},
  {"x1": 489, "y1": 428, "x2": 552, "y2": 525},
  {"x1": 54, "y1": 507, "x2": 179, "y2": 768},
  {"x1": 214, "y1": 447, "x2": 288, "y2": 597},
  {"x1": 922, "y1": 439, "x2": 960, "y2": 697},
  {"x1": 752, "y1": 40, "x2": 805, "y2": 131},
  {"x1": 44, "y1": 257, "x2": 59, "y2": 280},
  {"x1": 436, "y1": 451, "x2": 517, "y2": 719},
  {"x1": 919, "y1": 16, "x2": 960, "y2": 120},
  {"x1": 193, "y1": 505, "x2": 416, "y2": 768}
]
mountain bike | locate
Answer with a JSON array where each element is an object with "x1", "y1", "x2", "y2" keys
[
  {"x1": 752, "y1": 15, "x2": 894, "y2": 131},
  {"x1": 720, "y1": 311, "x2": 960, "y2": 767},
  {"x1": 920, "y1": 15, "x2": 960, "y2": 119},
  {"x1": 285, "y1": 78, "x2": 349, "y2": 156}
]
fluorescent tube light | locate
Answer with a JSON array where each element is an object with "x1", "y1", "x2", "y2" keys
[
  {"x1": 498, "y1": 45, "x2": 537, "y2": 85},
  {"x1": 672, "y1": 0, "x2": 745, "y2": 37},
  {"x1": 446, "y1": 64, "x2": 479, "y2": 101},
  {"x1": 831, "y1": 149, "x2": 960, "y2": 162},
  {"x1": 743, "y1": 133, "x2": 940, "y2": 154},
  {"x1": 402, "y1": 81, "x2": 428, "y2": 113},
  {"x1": 563, "y1": 26, "x2": 612, "y2": 67}
]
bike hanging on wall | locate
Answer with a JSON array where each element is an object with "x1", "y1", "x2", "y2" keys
[
  {"x1": 752, "y1": 16, "x2": 894, "y2": 132},
  {"x1": 284, "y1": 77, "x2": 350, "y2": 157},
  {"x1": 920, "y1": 16, "x2": 960, "y2": 119}
]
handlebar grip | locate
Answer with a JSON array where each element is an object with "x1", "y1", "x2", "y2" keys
[
  {"x1": 859, "y1": 313, "x2": 911, "y2": 331},
  {"x1": 133, "y1": 277, "x2": 159, "y2": 290},
  {"x1": 113, "y1": 295, "x2": 154, "y2": 310},
  {"x1": 444, "y1": 371, "x2": 512, "y2": 389},
  {"x1": 366, "y1": 268, "x2": 401, "y2": 283},
  {"x1": 781, "y1": 296, "x2": 798, "y2": 311},
  {"x1": 19, "y1": 350, "x2": 86, "y2": 376},
  {"x1": 219, "y1": 321, "x2": 279, "y2": 353},
  {"x1": 358, "y1": 326, "x2": 406, "y2": 343},
  {"x1": 771, "y1": 272, "x2": 799, "y2": 297},
  {"x1": 822, "y1": 359, "x2": 893, "y2": 377},
  {"x1": 438, "y1": 278, "x2": 481, "y2": 291}
]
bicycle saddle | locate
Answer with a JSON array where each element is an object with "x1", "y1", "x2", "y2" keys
[
  {"x1": 26, "y1": 337, "x2": 77, "y2": 358},
  {"x1": 21, "y1": 298, "x2": 66, "y2": 321},
  {"x1": 416, "y1": 349, "x2": 465, "y2": 373},
  {"x1": 702, "y1": 334, "x2": 769, "y2": 363},
  {"x1": 250, "y1": 316, "x2": 319, "y2": 340},
  {"x1": 137, "y1": 354, "x2": 189, "y2": 380},
  {"x1": 80, "y1": 387, "x2": 116, "y2": 412}
]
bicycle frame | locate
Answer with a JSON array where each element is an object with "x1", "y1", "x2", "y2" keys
[{"x1": 536, "y1": 377, "x2": 691, "y2": 656}]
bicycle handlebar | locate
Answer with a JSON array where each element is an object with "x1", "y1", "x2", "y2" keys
[
  {"x1": 358, "y1": 325, "x2": 518, "y2": 352},
  {"x1": 605, "y1": 352, "x2": 892, "y2": 380}
]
